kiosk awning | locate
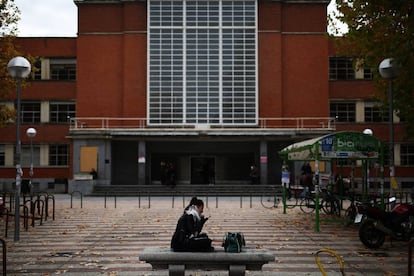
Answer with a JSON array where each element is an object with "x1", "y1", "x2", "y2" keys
[{"x1": 279, "y1": 131, "x2": 383, "y2": 161}]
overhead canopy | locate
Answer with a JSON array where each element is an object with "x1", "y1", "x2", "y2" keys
[{"x1": 279, "y1": 131, "x2": 383, "y2": 161}]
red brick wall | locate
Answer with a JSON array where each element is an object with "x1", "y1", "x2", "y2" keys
[
  {"x1": 76, "y1": 1, "x2": 147, "y2": 118},
  {"x1": 258, "y1": 1, "x2": 329, "y2": 118}
]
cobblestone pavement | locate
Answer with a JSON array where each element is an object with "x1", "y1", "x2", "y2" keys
[{"x1": 0, "y1": 195, "x2": 409, "y2": 275}]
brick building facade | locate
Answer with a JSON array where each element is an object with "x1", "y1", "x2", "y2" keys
[{"x1": 1, "y1": 0, "x2": 412, "y2": 194}]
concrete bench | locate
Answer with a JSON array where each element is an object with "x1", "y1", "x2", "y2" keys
[{"x1": 139, "y1": 246, "x2": 274, "y2": 276}]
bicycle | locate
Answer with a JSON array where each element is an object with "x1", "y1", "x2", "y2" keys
[
  {"x1": 261, "y1": 186, "x2": 282, "y2": 209},
  {"x1": 299, "y1": 195, "x2": 317, "y2": 213},
  {"x1": 283, "y1": 185, "x2": 304, "y2": 209},
  {"x1": 298, "y1": 188, "x2": 341, "y2": 215},
  {"x1": 320, "y1": 190, "x2": 341, "y2": 216},
  {"x1": 298, "y1": 187, "x2": 318, "y2": 214}
]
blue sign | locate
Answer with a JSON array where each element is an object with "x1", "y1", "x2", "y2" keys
[{"x1": 321, "y1": 135, "x2": 334, "y2": 152}]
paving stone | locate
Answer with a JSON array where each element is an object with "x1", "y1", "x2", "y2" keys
[{"x1": 0, "y1": 195, "x2": 409, "y2": 275}]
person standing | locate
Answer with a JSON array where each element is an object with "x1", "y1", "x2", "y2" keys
[
  {"x1": 281, "y1": 165, "x2": 291, "y2": 199},
  {"x1": 249, "y1": 164, "x2": 258, "y2": 184}
]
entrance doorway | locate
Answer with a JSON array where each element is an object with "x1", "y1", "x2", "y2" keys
[{"x1": 191, "y1": 157, "x2": 215, "y2": 184}]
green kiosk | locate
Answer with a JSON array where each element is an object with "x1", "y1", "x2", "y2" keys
[{"x1": 279, "y1": 131, "x2": 385, "y2": 232}]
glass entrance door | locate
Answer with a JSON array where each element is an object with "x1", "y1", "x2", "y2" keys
[{"x1": 191, "y1": 157, "x2": 215, "y2": 184}]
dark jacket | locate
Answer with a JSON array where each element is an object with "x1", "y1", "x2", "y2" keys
[{"x1": 171, "y1": 207, "x2": 210, "y2": 252}]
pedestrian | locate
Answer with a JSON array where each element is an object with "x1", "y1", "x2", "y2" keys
[
  {"x1": 90, "y1": 168, "x2": 98, "y2": 180},
  {"x1": 160, "y1": 161, "x2": 167, "y2": 185},
  {"x1": 166, "y1": 162, "x2": 176, "y2": 188},
  {"x1": 281, "y1": 165, "x2": 291, "y2": 199},
  {"x1": 250, "y1": 163, "x2": 258, "y2": 184},
  {"x1": 171, "y1": 198, "x2": 213, "y2": 252}
]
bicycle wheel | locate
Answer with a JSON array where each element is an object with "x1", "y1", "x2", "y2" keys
[
  {"x1": 343, "y1": 205, "x2": 356, "y2": 226},
  {"x1": 300, "y1": 197, "x2": 316, "y2": 214},
  {"x1": 285, "y1": 197, "x2": 298, "y2": 209},
  {"x1": 261, "y1": 193, "x2": 276, "y2": 209},
  {"x1": 321, "y1": 199, "x2": 332, "y2": 215}
]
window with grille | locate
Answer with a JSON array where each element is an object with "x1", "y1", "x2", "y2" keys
[
  {"x1": 49, "y1": 144, "x2": 69, "y2": 166},
  {"x1": 401, "y1": 144, "x2": 414, "y2": 166},
  {"x1": 20, "y1": 102, "x2": 41, "y2": 123},
  {"x1": 329, "y1": 57, "x2": 373, "y2": 80},
  {"x1": 50, "y1": 102, "x2": 76, "y2": 123},
  {"x1": 329, "y1": 57, "x2": 354, "y2": 80},
  {"x1": 148, "y1": 0, "x2": 257, "y2": 126},
  {"x1": 32, "y1": 59, "x2": 42, "y2": 80},
  {"x1": 50, "y1": 59, "x2": 76, "y2": 80},
  {"x1": 330, "y1": 102, "x2": 356, "y2": 122},
  {"x1": 364, "y1": 102, "x2": 389, "y2": 122},
  {"x1": 21, "y1": 145, "x2": 40, "y2": 167},
  {"x1": 0, "y1": 145, "x2": 4, "y2": 166}
]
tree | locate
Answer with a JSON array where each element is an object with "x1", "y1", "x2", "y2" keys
[
  {"x1": 0, "y1": 0, "x2": 21, "y2": 127},
  {"x1": 330, "y1": 0, "x2": 414, "y2": 137}
]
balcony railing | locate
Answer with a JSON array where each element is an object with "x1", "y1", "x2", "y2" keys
[{"x1": 69, "y1": 117, "x2": 336, "y2": 131}]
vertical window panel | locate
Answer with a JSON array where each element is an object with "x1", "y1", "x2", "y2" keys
[{"x1": 148, "y1": 0, "x2": 257, "y2": 126}]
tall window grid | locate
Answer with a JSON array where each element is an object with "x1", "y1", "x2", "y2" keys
[
  {"x1": 50, "y1": 102, "x2": 76, "y2": 123},
  {"x1": 364, "y1": 102, "x2": 389, "y2": 122},
  {"x1": 0, "y1": 145, "x2": 4, "y2": 166},
  {"x1": 49, "y1": 144, "x2": 69, "y2": 166},
  {"x1": 21, "y1": 145, "x2": 40, "y2": 167},
  {"x1": 20, "y1": 102, "x2": 41, "y2": 124},
  {"x1": 330, "y1": 102, "x2": 356, "y2": 122},
  {"x1": 401, "y1": 144, "x2": 414, "y2": 166},
  {"x1": 148, "y1": 0, "x2": 257, "y2": 126},
  {"x1": 50, "y1": 59, "x2": 77, "y2": 80}
]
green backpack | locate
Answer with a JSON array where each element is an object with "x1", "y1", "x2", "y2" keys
[{"x1": 222, "y1": 232, "x2": 245, "y2": 253}]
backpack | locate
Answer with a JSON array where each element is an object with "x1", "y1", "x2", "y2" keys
[{"x1": 222, "y1": 232, "x2": 245, "y2": 253}]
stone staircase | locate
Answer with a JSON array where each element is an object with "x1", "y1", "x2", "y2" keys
[
  {"x1": 4, "y1": 195, "x2": 408, "y2": 275},
  {"x1": 91, "y1": 184, "x2": 281, "y2": 197}
]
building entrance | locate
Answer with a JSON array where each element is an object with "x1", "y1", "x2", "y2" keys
[{"x1": 191, "y1": 157, "x2": 215, "y2": 184}]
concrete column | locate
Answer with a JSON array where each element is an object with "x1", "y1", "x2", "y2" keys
[
  {"x1": 138, "y1": 141, "x2": 146, "y2": 185},
  {"x1": 260, "y1": 140, "x2": 268, "y2": 184}
]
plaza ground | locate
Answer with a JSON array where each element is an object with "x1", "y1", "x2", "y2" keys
[{"x1": 0, "y1": 195, "x2": 409, "y2": 275}]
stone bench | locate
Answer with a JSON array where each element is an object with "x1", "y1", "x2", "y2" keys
[{"x1": 139, "y1": 246, "x2": 274, "y2": 276}]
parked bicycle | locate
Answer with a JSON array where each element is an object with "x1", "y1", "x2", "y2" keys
[
  {"x1": 261, "y1": 186, "x2": 282, "y2": 209},
  {"x1": 283, "y1": 185, "x2": 305, "y2": 209},
  {"x1": 299, "y1": 188, "x2": 341, "y2": 216}
]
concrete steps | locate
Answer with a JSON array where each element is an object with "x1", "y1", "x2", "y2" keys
[
  {"x1": 1, "y1": 195, "x2": 409, "y2": 275},
  {"x1": 91, "y1": 184, "x2": 281, "y2": 197}
]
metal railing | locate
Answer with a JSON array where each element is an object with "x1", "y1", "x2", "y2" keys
[
  {"x1": 69, "y1": 117, "x2": 336, "y2": 131},
  {"x1": 94, "y1": 193, "x2": 264, "y2": 209}
]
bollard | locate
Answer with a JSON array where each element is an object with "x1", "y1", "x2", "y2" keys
[
  {"x1": 172, "y1": 193, "x2": 175, "y2": 208},
  {"x1": 138, "y1": 193, "x2": 141, "y2": 208},
  {"x1": 70, "y1": 191, "x2": 83, "y2": 209}
]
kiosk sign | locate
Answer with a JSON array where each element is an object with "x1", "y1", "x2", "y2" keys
[{"x1": 321, "y1": 132, "x2": 379, "y2": 159}]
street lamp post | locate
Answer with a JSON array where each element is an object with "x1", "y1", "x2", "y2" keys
[
  {"x1": 379, "y1": 58, "x2": 400, "y2": 193},
  {"x1": 362, "y1": 129, "x2": 373, "y2": 199},
  {"x1": 26, "y1": 127, "x2": 37, "y2": 194},
  {"x1": 7, "y1": 56, "x2": 31, "y2": 241}
]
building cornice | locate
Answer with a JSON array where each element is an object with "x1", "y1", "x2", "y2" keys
[{"x1": 74, "y1": 0, "x2": 330, "y2": 4}]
